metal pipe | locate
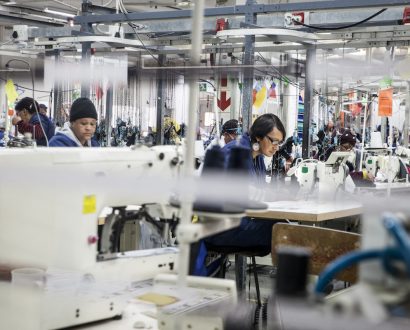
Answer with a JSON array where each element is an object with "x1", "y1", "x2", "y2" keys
[
  {"x1": 302, "y1": 47, "x2": 316, "y2": 159},
  {"x1": 178, "y1": 0, "x2": 205, "y2": 286},
  {"x1": 359, "y1": 95, "x2": 368, "y2": 171},
  {"x1": 74, "y1": 0, "x2": 410, "y2": 24}
]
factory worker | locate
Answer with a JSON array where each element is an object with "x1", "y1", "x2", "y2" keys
[
  {"x1": 325, "y1": 129, "x2": 374, "y2": 183},
  {"x1": 49, "y1": 97, "x2": 99, "y2": 147},
  {"x1": 221, "y1": 119, "x2": 239, "y2": 145},
  {"x1": 0, "y1": 118, "x2": 6, "y2": 146},
  {"x1": 205, "y1": 119, "x2": 239, "y2": 150},
  {"x1": 12, "y1": 97, "x2": 55, "y2": 146},
  {"x1": 204, "y1": 113, "x2": 286, "y2": 254}
]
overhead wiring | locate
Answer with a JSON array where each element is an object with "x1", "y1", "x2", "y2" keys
[
  {"x1": 0, "y1": 76, "x2": 78, "y2": 94},
  {"x1": 293, "y1": 8, "x2": 387, "y2": 30},
  {"x1": 102, "y1": 0, "x2": 114, "y2": 6},
  {"x1": 256, "y1": 52, "x2": 301, "y2": 88},
  {"x1": 117, "y1": 0, "x2": 161, "y2": 64},
  {"x1": 52, "y1": 0, "x2": 79, "y2": 11}
]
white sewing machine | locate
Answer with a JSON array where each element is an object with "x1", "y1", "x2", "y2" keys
[
  {"x1": 317, "y1": 152, "x2": 350, "y2": 199},
  {"x1": 0, "y1": 146, "x2": 241, "y2": 330},
  {"x1": 289, "y1": 152, "x2": 350, "y2": 199},
  {"x1": 364, "y1": 154, "x2": 379, "y2": 177}
]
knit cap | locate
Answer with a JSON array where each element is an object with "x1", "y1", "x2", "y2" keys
[{"x1": 69, "y1": 97, "x2": 97, "y2": 122}]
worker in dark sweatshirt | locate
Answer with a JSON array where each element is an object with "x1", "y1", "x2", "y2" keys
[{"x1": 49, "y1": 97, "x2": 99, "y2": 147}]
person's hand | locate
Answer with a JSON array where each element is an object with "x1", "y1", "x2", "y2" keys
[
  {"x1": 12, "y1": 116, "x2": 22, "y2": 125},
  {"x1": 367, "y1": 172, "x2": 375, "y2": 182},
  {"x1": 285, "y1": 157, "x2": 294, "y2": 172}
]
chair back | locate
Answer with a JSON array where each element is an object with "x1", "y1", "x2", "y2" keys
[{"x1": 271, "y1": 223, "x2": 360, "y2": 283}]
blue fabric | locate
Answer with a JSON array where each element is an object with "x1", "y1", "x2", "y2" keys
[
  {"x1": 49, "y1": 132, "x2": 100, "y2": 147},
  {"x1": 192, "y1": 241, "x2": 209, "y2": 276},
  {"x1": 29, "y1": 113, "x2": 55, "y2": 146},
  {"x1": 204, "y1": 133, "x2": 273, "y2": 252},
  {"x1": 205, "y1": 218, "x2": 273, "y2": 253},
  {"x1": 222, "y1": 133, "x2": 266, "y2": 182}
]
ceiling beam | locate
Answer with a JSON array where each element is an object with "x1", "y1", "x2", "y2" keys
[{"x1": 74, "y1": 0, "x2": 410, "y2": 25}]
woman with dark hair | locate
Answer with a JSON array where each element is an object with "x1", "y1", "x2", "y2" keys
[
  {"x1": 12, "y1": 97, "x2": 55, "y2": 146},
  {"x1": 205, "y1": 113, "x2": 286, "y2": 253},
  {"x1": 224, "y1": 113, "x2": 286, "y2": 180}
]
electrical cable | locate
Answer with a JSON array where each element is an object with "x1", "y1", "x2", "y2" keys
[
  {"x1": 52, "y1": 0, "x2": 79, "y2": 11},
  {"x1": 316, "y1": 213, "x2": 410, "y2": 295},
  {"x1": 102, "y1": 0, "x2": 114, "y2": 6},
  {"x1": 0, "y1": 76, "x2": 78, "y2": 94},
  {"x1": 293, "y1": 8, "x2": 387, "y2": 31},
  {"x1": 117, "y1": 0, "x2": 161, "y2": 64},
  {"x1": 0, "y1": 39, "x2": 13, "y2": 46}
]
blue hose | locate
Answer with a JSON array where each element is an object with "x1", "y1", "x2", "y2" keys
[
  {"x1": 382, "y1": 247, "x2": 404, "y2": 277},
  {"x1": 314, "y1": 249, "x2": 383, "y2": 294},
  {"x1": 315, "y1": 214, "x2": 410, "y2": 295},
  {"x1": 383, "y1": 214, "x2": 410, "y2": 274}
]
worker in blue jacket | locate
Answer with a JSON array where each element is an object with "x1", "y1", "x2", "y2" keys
[
  {"x1": 49, "y1": 97, "x2": 99, "y2": 147},
  {"x1": 12, "y1": 97, "x2": 55, "y2": 146},
  {"x1": 205, "y1": 113, "x2": 286, "y2": 254}
]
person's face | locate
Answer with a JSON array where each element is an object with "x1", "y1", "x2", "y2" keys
[
  {"x1": 71, "y1": 118, "x2": 97, "y2": 143},
  {"x1": 339, "y1": 143, "x2": 354, "y2": 152},
  {"x1": 39, "y1": 107, "x2": 47, "y2": 115},
  {"x1": 256, "y1": 127, "x2": 284, "y2": 157},
  {"x1": 223, "y1": 132, "x2": 237, "y2": 144},
  {"x1": 17, "y1": 109, "x2": 31, "y2": 122}
]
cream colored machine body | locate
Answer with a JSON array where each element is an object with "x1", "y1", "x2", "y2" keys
[
  {"x1": 0, "y1": 146, "x2": 184, "y2": 329},
  {"x1": 0, "y1": 146, "x2": 182, "y2": 278}
]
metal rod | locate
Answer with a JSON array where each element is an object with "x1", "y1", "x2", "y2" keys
[
  {"x1": 156, "y1": 54, "x2": 166, "y2": 145},
  {"x1": 241, "y1": 0, "x2": 257, "y2": 133},
  {"x1": 359, "y1": 95, "x2": 368, "y2": 171},
  {"x1": 404, "y1": 81, "x2": 410, "y2": 148},
  {"x1": 302, "y1": 47, "x2": 316, "y2": 159},
  {"x1": 178, "y1": 0, "x2": 205, "y2": 286}
]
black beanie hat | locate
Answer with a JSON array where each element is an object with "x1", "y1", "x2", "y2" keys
[{"x1": 70, "y1": 97, "x2": 98, "y2": 122}]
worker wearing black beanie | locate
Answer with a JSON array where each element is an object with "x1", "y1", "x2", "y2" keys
[
  {"x1": 69, "y1": 97, "x2": 98, "y2": 122},
  {"x1": 49, "y1": 97, "x2": 99, "y2": 147}
]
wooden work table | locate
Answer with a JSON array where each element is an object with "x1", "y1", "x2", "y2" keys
[{"x1": 247, "y1": 200, "x2": 363, "y2": 222}]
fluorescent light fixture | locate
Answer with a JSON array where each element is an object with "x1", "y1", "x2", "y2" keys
[{"x1": 44, "y1": 8, "x2": 75, "y2": 18}]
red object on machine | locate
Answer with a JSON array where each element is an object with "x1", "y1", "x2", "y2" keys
[
  {"x1": 216, "y1": 18, "x2": 229, "y2": 32},
  {"x1": 403, "y1": 7, "x2": 410, "y2": 24}
]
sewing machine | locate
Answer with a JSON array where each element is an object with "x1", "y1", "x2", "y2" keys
[
  {"x1": 317, "y1": 152, "x2": 350, "y2": 199},
  {"x1": 289, "y1": 152, "x2": 350, "y2": 199},
  {"x1": 364, "y1": 155, "x2": 379, "y2": 177},
  {"x1": 0, "y1": 146, "x2": 183, "y2": 328},
  {"x1": 362, "y1": 146, "x2": 409, "y2": 183},
  {"x1": 0, "y1": 146, "x2": 243, "y2": 329}
]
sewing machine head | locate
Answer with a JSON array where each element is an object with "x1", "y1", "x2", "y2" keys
[
  {"x1": 0, "y1": 146, "x2": 183, "y2": 280},
  {"x1": 317, "y1": 152, "x2": 351, "y2": 199}
]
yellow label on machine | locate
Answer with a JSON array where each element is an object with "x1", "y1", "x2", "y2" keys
[{"x1": 83, "y1": 195, "x2": 96, "y2": 214}]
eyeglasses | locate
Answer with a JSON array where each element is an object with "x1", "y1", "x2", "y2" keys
[{"x1": 265, "y1": 135, "x2": 283, "y2": 147}]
